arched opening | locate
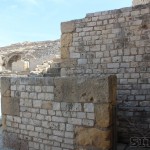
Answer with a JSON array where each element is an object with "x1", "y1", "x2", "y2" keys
[{"x1": 6, "y1": 54, "x2": 21, "y2": 71}]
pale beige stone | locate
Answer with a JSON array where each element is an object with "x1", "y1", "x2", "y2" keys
[
  {"x1": 42, "y1": 101, "x2": 52, "y2": 109},
  {"x1": 75, "y1": 127, "x2": 112, "y2": 149},
  {"x1": 61, "y1": 33, "x2": 73, "y2": 47},
  {"x1": 2, "y1": 97, "x2": 19, "y2": 116},
  {"x1": 54, "y1": 76, "x2": 117, "y2": 103},
  {"x1": 61, "y1": 21, "x2": 75, "y2": 33},
  {"x1": 95, "y1": 104, "x2": 112, "y2": 128},
  {"x1": 61, "y1": 47, "x2": 70, "y2": 59},
  {"x1": 1, "y1": 77, "x2": 11, "y2": 96}
]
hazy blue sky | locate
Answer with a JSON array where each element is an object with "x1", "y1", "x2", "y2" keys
[{"x1": 0, "y1": 0, "x2": 132, "y2": 46}]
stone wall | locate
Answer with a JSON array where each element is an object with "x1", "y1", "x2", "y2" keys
[
  {"x1": 133, "y1": 0, "x2": 150, "y2": 6},
  {"x1": 1, "y1": 75, "x2": 116, "y2": 150},
  {"x1": 61, "y1": 4, "x2": 150, "y2": 143}
]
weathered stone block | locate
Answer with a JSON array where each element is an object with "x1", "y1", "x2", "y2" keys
[
  {"x1": 54, "y1": 77, "x2": 78, "y2": 102},
  {"x1": 78, "y1": 76, "x2": 117, "y2": 103},
  {"x1": 95, "y1": 104, "x2": 112, "y2": 128},
  {"x1": 75, "y1": 127, "x2": 112, "y2": 149},
  {"x1": 61, "y1": 59, "x2": 77, "y2": 68},
  {"x1": 84, "y1": 103, "x2": 94, "y2": 112},
  {"x1": 2, "y1": 115, "x2": 6, "y2": 130},
  {"x1": 61, "y1": 47, "x2": 70, "y2": 59},
  {"x1": 2, "y1": 97, "x2": 19, "y2": 116},
  {"x1": 41, "y1": 101, "x2": 52, "y2": 109},
  {"x1": 52, "y1": 102, "x2": 60, "y2": 110},
  {"x1": 61, "y1": 33, "x2": 73, "y2": 47},
  {"x1": 1, "y1": 77, "x2": 11, "y2": 96},
  {"x1": 54, "y1": 76, "x2": 117, "y2": 103},
  {"x1": 61, "y1": 21, "x2": 75, "y2": 34}
]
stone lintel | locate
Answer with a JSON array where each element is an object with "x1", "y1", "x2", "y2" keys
[{"x1": 54, "y1": 75, "x2": 117, "y2": 103}]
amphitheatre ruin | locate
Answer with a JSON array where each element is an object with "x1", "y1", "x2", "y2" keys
[{"x1": 0, "y1": 0, "x2": 150, "y2": 149}]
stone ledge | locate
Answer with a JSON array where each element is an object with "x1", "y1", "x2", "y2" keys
[{"x1": 54, "y1": 75, "x2": 117, "y2": 103}]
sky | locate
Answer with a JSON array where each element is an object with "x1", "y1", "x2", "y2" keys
[{"x1": 0, "y1": 0, "x2": 132, "y2": 46}]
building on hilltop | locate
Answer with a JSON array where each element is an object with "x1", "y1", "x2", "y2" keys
[{"x1": 132, "y1": 0, "x2": 150, "y2": 6}]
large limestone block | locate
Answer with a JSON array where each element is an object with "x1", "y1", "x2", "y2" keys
[
  {"x1": 61, "y1": 21, "x2": 75, "y2": 34},
  {"x1": 54, "y1": 75, "x2": 117, "y2": 103},
  {"x1": 41, "y1": 101, "x2": 52, "y2": 109},
  {"x1": 61, "y1": 47, "x2": 70, "y2": 59},
  {"x1": 1, "y1": 77, "x2": 19, "y2": 116},
  {"x1": 1, "y1": 77, "x2": 11, "y2": 96},
  {"x1": 75, "y1": 127, "x2": 112, "y2": 149},
  {"x1": 95, "y1": 104, "x2": 112, "y2": 128},
  {"x1": 54, "y1": 77, "x2": 78, "y2": 102},
  {"x1": 77, "y1": 76, "x2": 117, "y2": 103},
  {"x1": 2, "y1": 97, "x2": 19, "y2": 116},
  {"x1": 61, "y1": 33, "x2": 73, "y2": 47}
]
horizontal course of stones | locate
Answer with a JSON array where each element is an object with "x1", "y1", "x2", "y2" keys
[
  {"x1": 1, "y1": 76, "x2": 116, "y2": 150},
  {"x1": 60, "y1": 4, "x2": 150, "y2": 143}
]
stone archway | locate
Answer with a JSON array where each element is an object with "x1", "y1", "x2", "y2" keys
[{"x1": 5, "y1": 54, "x2": 21, "y2": 71}]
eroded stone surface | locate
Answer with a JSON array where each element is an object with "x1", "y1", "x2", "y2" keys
[
  {"x1": 61, "y1": 47, "x2": 70, "y2": 59},
  {"x1": 95, "y1": 104, "x2": 112, "y2": 128},
  {"x1": 75, "y1": 127, "x2": 112, "y2": 149},
  {"x1": 61, "y1": 21, "x2": 75, "y2": 33},
  {"x1": 54, "y1": 76, "x2": 116, "y2": 103},
  {"x1": 61, "y1": 33, "x2": 73, "y2": 47}
]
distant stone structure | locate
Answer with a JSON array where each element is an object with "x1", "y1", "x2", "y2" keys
[
  {"x1": 0, "y1": 40, "x2": 60, "y2": 75},
  {"x1": 132, "y1": 0, "x2": 150, "y2": 6}
]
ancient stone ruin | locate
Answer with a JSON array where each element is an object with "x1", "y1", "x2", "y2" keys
[
  {"x1": 1, "y1": 0, "x2": 150, "y2": 149},
  {"x1": 0, "y1": 40, "x2": 60, "y2": 76}
]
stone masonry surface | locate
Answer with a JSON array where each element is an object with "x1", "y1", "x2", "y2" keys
[
  {"x1": 133, "y1": 0, "x2": 150, "y2": 6},
  {"x1": 1, "y1": 75, "x2": 116, "y2": 150},
  {"x1": 60, "y1": 3, "x2": 150, "y2": 143}
]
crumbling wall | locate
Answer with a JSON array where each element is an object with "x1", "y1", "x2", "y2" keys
[
  {"x1": 60, "y1": 4, "x2": 150, "y2": 143},
  {"x1": 1, "y1": 76, "x2": 116, "y2": 150}
]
